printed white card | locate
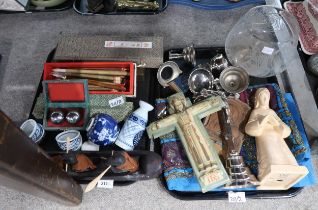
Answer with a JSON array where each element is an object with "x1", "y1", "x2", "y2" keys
[
  {"x1": 228, "y1": 191, "x2": 246, "y2": 203},
  {"x1": 97, "y1": 180, "x2": 114, "y2": 189},
  {"x1": 261, "y1": 46, "x2": 274, "y2": 55},
  {"x1": 105, "y1": 41, "x2": 153, "y2": 49},
  {"x1": 109, "y1": 96, "x2": 125, "y2": 108}
]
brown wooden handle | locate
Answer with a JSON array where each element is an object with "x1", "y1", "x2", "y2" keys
[{"x1": 88, "y1": 80, "x2": 126, "y2": 91}]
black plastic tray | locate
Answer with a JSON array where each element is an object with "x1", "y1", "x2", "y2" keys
[
  {"x1": 0, "y1": 0, "x2": 74, "y2": 13},
  {"x1": 151, "y1": 47, "x2": 304, "y2": 200},
  {"x1": 281, "y1": 1, "x2": 318, "y2": 106},
  {"x1": 1, "y1": 0, "x2": 167, "y2": 14},
  {"x1": 48, "y1": 150, "x2": 162, "y2": 184},
  {"x1": 29, "y1": 49, "x2": 161, "y2": 184},
  {"x1": 296, "y1": 45, "x2": 318, "y2": 106},
  {"x1": 73, "y1": 0, "x2": 168, "y2": 15}
]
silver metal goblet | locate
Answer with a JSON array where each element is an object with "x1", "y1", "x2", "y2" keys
[{"x1": 169, "y1": 44, "x2": 196, "y2": 66}]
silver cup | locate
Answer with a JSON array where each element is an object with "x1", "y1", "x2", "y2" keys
[{"x1": 219, "y1": 66, "x2": 249, "y2": 94}]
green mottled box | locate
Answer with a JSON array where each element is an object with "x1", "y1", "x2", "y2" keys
[{"x1": 42, "y1": 79, "x2": 90, "y2": 131}]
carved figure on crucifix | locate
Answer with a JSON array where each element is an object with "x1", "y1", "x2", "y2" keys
[{"x1": 147, "y1": 93, "x2": 230, "y2": 192}]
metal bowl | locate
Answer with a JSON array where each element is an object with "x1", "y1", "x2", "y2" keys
[
  {"x1": 219, "y1": 67, "x2": 249, "y2": 94},
  {"x1": 188, "y1": 66, "x2": 214, "y2": 95}
]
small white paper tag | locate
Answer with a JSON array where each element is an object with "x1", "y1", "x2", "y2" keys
[
  {"x1": 97, "y1": 180, "x2": 114, "y2": 189},
  {"x1": 261, "y1": 46, "x2": 274, "y2": 55},
  {"x1": 105, "y1": 41, "x2": 153, "y2": 49},
  {"x1": 228, "y1": 191, "x2": 246, "y2": 203},
  {"x1": 109, "y1": 96, "x2": 125, "y2": 108}
]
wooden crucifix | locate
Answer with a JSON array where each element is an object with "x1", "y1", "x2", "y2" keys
[{"x1": 147, "y1": 93, "x2": 230, "y2": 192}]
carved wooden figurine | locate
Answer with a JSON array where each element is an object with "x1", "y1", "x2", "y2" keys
[
  {"x1": 147, "y1": 93, "x2": 230, "y2": 192},
  {"x1": 245, "y1": 88, "x2": 308, "y2": 190},
  {"x1": 204, "y1": 98, "x2": 251, "y2": 156},
  {"x1": 109, "y1": 151, "x2": 139, "y2": 173}
]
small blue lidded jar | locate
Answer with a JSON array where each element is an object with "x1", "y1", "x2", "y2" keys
[{"x1": 86, "y1": 113, "x2": 120, "y2": 146}]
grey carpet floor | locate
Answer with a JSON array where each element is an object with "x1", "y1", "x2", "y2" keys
[{"x1": 0, "y1": 4, "x2": 317, "y2": 209}]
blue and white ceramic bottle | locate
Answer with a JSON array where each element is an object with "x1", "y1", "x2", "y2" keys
[{"x1": 115, "y1": 100, "x2": 154, "y2": 151}]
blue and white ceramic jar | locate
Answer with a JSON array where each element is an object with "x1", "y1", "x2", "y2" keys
[
  {"x1": 20, "y1": 119, "x2": 45, "y2": 144},
  {"x1": 86, "y1": 113, "x2": 120, "y2": 146},
  {"x1": 55, "y1": 130, "x2": 82, "y2": 151},
  {"x1": 115, "y1": 101, "x2": 154, "y2": 151}
]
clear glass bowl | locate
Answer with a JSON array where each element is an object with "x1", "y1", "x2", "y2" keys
[{"x1": 225, "y1": 6, "x2": 300, "y2": 77}]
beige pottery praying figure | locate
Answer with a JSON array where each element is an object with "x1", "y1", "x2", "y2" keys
[{"x1": 245, "y1": 88, "x2": 308, "y2": 190}]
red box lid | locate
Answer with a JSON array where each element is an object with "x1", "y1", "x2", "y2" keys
[{"x1": 48, "y1": 83, "x2": 85, "y2": 102}]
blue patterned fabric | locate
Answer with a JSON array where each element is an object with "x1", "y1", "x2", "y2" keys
[
  {"x1": 284, "y1": 93, "x2": 316, "y2": 187},
  {"x1": 160, "y1": 88, "x2": 316, "y2": 192},
  {"x1": 169, "y1": 0, "x2": 265, "y2": 10}
]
